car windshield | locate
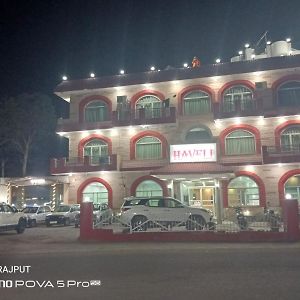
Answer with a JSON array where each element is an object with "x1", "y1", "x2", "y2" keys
[
  {"x1": 54, "y1": 206, "x2": 70, "y2": 212},
  {"x1": 22, "y1": 207, "x2": 38, "y2": 213},
  {"x1": 123, "y1": 198, "x2": 145, "y2": 206}
]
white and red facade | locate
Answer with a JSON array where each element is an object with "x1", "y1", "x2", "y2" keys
[{"x1": 51, "y1": 44, "x2": 300, "y2": 219}]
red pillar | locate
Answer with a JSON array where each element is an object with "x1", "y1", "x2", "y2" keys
[
  {"x1": 80, "y1": 202, "x2": 93, "y2": 239},
  {"x1": 283, "y1": 199, "x2": 300, "y2": 241}
]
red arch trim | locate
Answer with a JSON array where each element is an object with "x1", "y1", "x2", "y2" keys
[
  {"x1": 78, "y1": 95, "x2": 112, "y2": 123},
  {"x1": 78, "y1": 134, "x2": 112, "y2": 157},
  {"x1": 130, "y1": 175, "x2": 168, "y2": 196},
  {"x1": 77, "y1": 177, "x2": 113, "y2": 208},
  {"x1": 219, "y1": 124, "x2": 261, "y2": 155},
  {"x1": 275, "y1": 120, "x2": 300, "y2": 148},
  {"x1": 177, "y1": 85, "x2": 215, "y2": 115},
  {"x1": 218, "y1": 80, "x2": 256, "y2": 100},
  {"x1": 130, "y1": 130, "x2": 168, "y2": 159},
  {"x1": 223, "y1": 171, "x2": 266, "y2": 208},
  {"x1": 278, "y1": 169, "x2": 300, "y2": 206},
  {"x1": 130, "y1": 89, "x2": 165, "y2": 109}
]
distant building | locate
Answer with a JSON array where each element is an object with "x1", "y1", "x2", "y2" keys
[{"x1": 52, "y1": 39, "x2": 300, "y2": 219}]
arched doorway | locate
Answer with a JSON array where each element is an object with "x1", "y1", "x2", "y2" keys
[{"x1": 135, "y1": 180, "x2": 163, "y2": 197}]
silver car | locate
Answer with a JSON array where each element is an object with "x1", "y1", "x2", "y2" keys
[{"x1": 22, "y1": 205, "x2": 52, "y2": 227}]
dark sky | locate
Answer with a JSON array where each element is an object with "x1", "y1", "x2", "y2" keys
[{"x1": 1, "y1": 0, "x2": 300, "y2": 96}]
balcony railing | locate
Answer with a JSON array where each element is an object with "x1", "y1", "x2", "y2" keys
[
  {"x1": 213, "y1": 99, "x2": 262, "y2": 119},
  {"x1": 50, "y1": 155, "x2": 118, "y2": 174},
  {"x1": 56, "y1": 107, "x2": 176, "y2": 132},
  {"x1": 262, "y1": 145, "x2": 300, "y2": 164}
]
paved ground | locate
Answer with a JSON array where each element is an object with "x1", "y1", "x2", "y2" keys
[{"x1": 1, "y1": 226, "x2": 300, "y2": 300}]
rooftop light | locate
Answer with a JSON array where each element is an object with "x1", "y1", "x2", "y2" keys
[
  {"x1": 62, "y1": 75, "x2": 68, "y2": 81},
  {"x1": 90, "y1": 73, "x2": 95, "y2": 78},
  {"x1": 215, "y1": 58, "x2": 221, "y2": 63},
  {"x1": 150, "y1": 66, "x2": 155, "y2": 71},
  {"x1": 244, "y1": 43, "x2": 250, "y2": 48},
  {"x1": 238, "y1": 50, "x2": 243, "y2": 55},
  {"x1": 183, "y1": 63, "x2": 188, "y2": 68},
  {"x1": 267, "y1": 40, "x2": 271, "y2": 45},
  {"x1": 286, "y1": 37, "x2": 291, "y2": 43},
  {"x1": 119, "y1": 69, "x2": 125, "y2": 75}
]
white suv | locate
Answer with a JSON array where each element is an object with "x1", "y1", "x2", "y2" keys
[
  {"x1": 22, "y1": 205, "x2": 52, "y2": 227},
  {"x1": 119, "y1": 197, "x2": 214, "y2": 231},
  {"x1": 0, "y1": 203, "x2": 27, "y2": 234}
]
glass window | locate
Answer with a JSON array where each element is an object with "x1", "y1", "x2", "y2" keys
[
  {"x1": 136, "y1": 95, "x2": 161, "y2": 118},
  {"x1": 280, "y1": 126, "x2": 300, "y2": 152},
  {"x1": 278, "y1": 81, "x2": 300, "y2": 107},
  {"x1": 223, "y1": 85, "x2": 253, "y2": 112},
  {"x1": 136, "y1": 180, "x2": 163, "y2": 197},
  {"x1": 228, "y1": 176, "x2": 259, "y2": 206},
  {"x1": 84, "y1": 100, "x2": 108, "y2": 122},
  {"x1": 185, "y1": 127, "x2": 211, "y2": 142},
  {"x1": 136, "y1": 136, "x2": 162, "y2": 159},
  {"x1": 82, "y1": 182, "x2": 108, "y2": 205},
  {"x1": 225, "y1": 130, "x2": 255, "y2": 155},
  {"x1": 183, "y1": 91, "x2": 211, "y2": 115},
  {"x1": 84, "y1": 139, "x2": 108, "y2": 164},
  {"x1": 284, "y1": 175, "x2": 300, "y2": 204}
]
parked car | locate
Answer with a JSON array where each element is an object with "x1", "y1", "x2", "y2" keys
[
  {"x1": 119, "y1": 196, "x2": 214, "y2": 231},
  {"x1": 0, "y1": 203, "x2": 27, "y2": 234},
  {"x1": 75, "y1": 203, "x2": 113, "y2": 228},
  {"x1": 45, "y1": 204, "x2": 80, "y2": 227},
  {"x1": 22, "y1": 205, "x2": 52, "y2": 227}
]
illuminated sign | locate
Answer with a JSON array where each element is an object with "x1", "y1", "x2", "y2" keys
[{"x1": 170, "y1": 143, "x2": 217, "y2": 163}]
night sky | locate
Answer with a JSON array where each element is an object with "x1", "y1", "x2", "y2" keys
[{"x1": 1, "y1": 0, "x2": 300, "y2": 97}]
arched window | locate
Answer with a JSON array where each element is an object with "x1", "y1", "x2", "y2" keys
[
  {"x1": 223, "y1": 85, "x2": 253, "y2": 112},
  {"x1": 225, "y1": 130, "x2": 255, "y2": 155},
  {"x1": 278, "y1": 81, "x2": 300, "y2": 107},
  {"x1": 228, "y1": 176, "x2": 259, "y2": 206},
  {"x1": 280, "y1": 126, "x2": 300, "y2": 152},
  {"x1": 84, "y1": 139, "x2": 108, "y2": 164},
  {"x1": 135, "y1": 180, "x2": 163, "y2": 197},
  {"x1": 84, "y1": 100, "x2": 108, "y2": 122},
  {"x1": 82, "y1": 182, "x2": 108, "y2": 205},
  {"x1": 183, "y1": 91, "x2": 211, "y2": 115},
  {"x1": 136, "y1": 136, "x2": 162, "y2": 159},
  {"x1": 136, "y1": 95, "x2": 161, "y2": 118},
  {"x1": 185, "y1": 127, "x2": 212, "y2": 143},
  {"x1": 284, "y1": 175, "x2": 300, "y2": 204}
]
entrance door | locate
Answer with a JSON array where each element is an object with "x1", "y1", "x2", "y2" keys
[{"x1": 189, "y1": 187, "x2": 214, "y2": 212}]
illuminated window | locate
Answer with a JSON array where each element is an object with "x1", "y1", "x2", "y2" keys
[
  {"x1": 136, "y1": 95, "x2": 161, "y2": 118},
  {"x1": 84, "y1": 100, "x2": 108, "y2": 122},
  {"x1": 82, "y1": 182, "x2": 108, "y2": 205},
  {"x1": 223, "y1": 85, "x2": 253, "y2": 112},
  {"x1": 136, "y1": 136, "x2": 162, "y2": 159},
  {"x1": 278, "y1": 81, "x2": 300, "y2": 107},
  {"x1": 284, "y1": 175, "x2": 300, "y2": 204},
  {"x1": 135, "y1": 180, "x2": 163, "y2": 197},
  {"x1": 225, "y1": 130, "x2": 255, "y2": 155},
  {"x1": 84, "y1": 139, "x2": 108, "y2": 164},
  {"x1": 183, "y1": 91, "x2": 211, "y2": 115},
  {"x1": 280, "y1": 126, "x2": 300, "y2": 151},
  {"x1": 228, "y1": 176, "x2": 259, "y2": 206}
]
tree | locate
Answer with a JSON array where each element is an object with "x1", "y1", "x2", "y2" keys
[{"x1": 0, "y1": 93, "x2": 57, "y2": 176}]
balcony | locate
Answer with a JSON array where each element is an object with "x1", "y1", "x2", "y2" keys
[
  {"x1": 213, "y1": 99, "x2": 262, "y2": 119},
  {"x1": 121, "y1": 158, "x2": 169, "y2": 171},
  {"x1": 56, "y1": 107, "x2": 177, "y2": 132},
  {"x1": 50, "y1": 155, "x2": 118, "y2": 174},
  {"x1": 262, "y1": 145, "x2": 300, "y2": 164},
  {"x1": 219, "y1": 153, "x2": 262, "y2": 165}
]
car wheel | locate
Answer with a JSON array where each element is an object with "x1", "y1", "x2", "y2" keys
[
  {"x1": 64, "y1": 218, "x2": 70, "y2": 226},
  {"x1": 186, "y1": 215, "x2": 206, "y2": 231},
  {"x1": 131, "y1": 216, "x2": 148, "y2": 231},
  {"x1": 16, "y1": 219, "x2": 26, "y2": 234}
]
